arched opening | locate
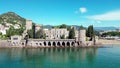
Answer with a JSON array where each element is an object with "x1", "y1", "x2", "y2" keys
[
  {"x1": 67, "y1": 42, "x2": 70, "y2": 47},
  {"x1": 77, "y1": 42, "x2": 79, "y2": 46},
  {"x1": 62, "y1": 42, "x2": 65, "y2": 47},
  {"x1": 57, "y1": 42, "x2": 61, "y2": 47},
  {"x1": 44, "y1": 42, "x2": 46, "y2": 46},
  {"x1": 36, "y1": 43, "x2": 38, "y2": 46},
  {"x1": 22, "y1": 43, "x2": 24, "y2": 45},
  {"x1": 48, "y1": 42, "x2": 51, "y2": 46},
  {"x1": 39, "y1": 43, "x2": 42, "y2": 46},
  {"x1": 71, "y1": 42, "x2": 74, "y2": 46},
  {"x1": 53, "y1": 42, "x2": 56, "y2": 47}
]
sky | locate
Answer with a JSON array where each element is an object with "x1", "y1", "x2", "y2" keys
[{"x1": 0, "y1": 0, "x2": 120, "y2": 27}]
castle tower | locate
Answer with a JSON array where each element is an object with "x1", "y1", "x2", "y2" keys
[
  {"x1": 26, "y1": 20, "x2": 32, "y2": 30},
  {"x1": 22, "y1": 20, "x2": 32, "y2": 39},
  {"x1": 78, "y1": 30, "x2": 86, "y2": 46}
]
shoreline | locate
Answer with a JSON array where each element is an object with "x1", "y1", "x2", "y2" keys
[
  {"x1": 98, "y1": 39, "x2": 120, "y2": 45},
  {"x1": 0, "y1": 45, "x2": 103, "y2": 48},
  {"x1": 0, "y1": 39, "x2": 120, "y2": 48}
]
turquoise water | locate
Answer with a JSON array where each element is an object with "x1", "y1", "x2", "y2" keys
[{"x1": 0, "y1": 45, "x2": 120, "y2": 68}]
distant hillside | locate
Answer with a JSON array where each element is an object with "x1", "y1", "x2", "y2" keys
[
  {"x1": 43, "y1": 25, "x2": 117, "y2": 31},
  {"x1": 43, "y1": 25, "x2": 53, "y2": 29},
  {"x1": 94, "y1": 27, "x2": 117, "y2": 31},
  {"x1": 0, "y1": 12, "x2": 26, "y2": 25}
]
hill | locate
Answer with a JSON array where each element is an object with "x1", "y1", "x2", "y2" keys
[{"x1": 0, "y1": 12, "x2": 26, "y2": 25}]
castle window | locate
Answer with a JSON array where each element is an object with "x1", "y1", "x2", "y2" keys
[
  {"x1": 22, "y1": 43, "x2": 24, "y2": 45},
  {"x1": 36, "y1": 43, "x2": 38, "y2": 45},
  {"x1": 13, "y1": 38, "x2": 18, "y2": 40}
]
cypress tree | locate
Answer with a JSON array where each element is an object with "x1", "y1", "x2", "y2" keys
[
  {"x1": 87, "y1": 25, "x2": 95, "y2": 40},
  {"x1": 68, "y1": 27, "x2": 75, "y2": 39}
]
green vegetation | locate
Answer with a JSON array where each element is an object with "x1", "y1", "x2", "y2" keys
[
  {"x1": 0, "y1": 11, "x2": 98, "y2": 40},
  {"x1": 27, "y1": 29, "x2": 33, "y2": 38},
  {"x1": 52, "y1": 24, "x2": 67, "y2": 28},
  {"x1": 0, "y1": 35, "x2": 8, "y2": 40},
  {"x1": 101, "y1": 32, "x2": 120, "y2": 37},
  {"x1": 27, "y1": 23, "x2": 35, "y2": 38},
  {"x1": 68, "y1": 27, "x2": 75, "y2": 39},
  {"x1": 6, "y1": 26, "x2": 25, "y2": 38},
  {"x1": 35, "y1": 29, "x2": 46, "y2": 39},
  {"x1": 60, "y1": 35, "x2": 65, "y2": 39},
  {"x1": 59, "y1": 24, "x2": 67, "y2": 28},
  {"x1": 0, "y1": 12, "x2": 25, "y2": 25},
  {"x1": 79, "y1": 25, "x2": 86, "y2": 30},
  {"x1": 27, "y1": 23, "x2": 46, "y2": 39},
  {"x1": 0, "y1": 32, "x2": 8, "y2": 40},
  {"x1": 32, "y1": 23, "x2": 36, "y2": 38},
  {"x1": 86, "y1": 25, "x2": 95, "y2": 40},
  {"x1": 0, "y1": 12, "x2": 26, "y2": 39}
]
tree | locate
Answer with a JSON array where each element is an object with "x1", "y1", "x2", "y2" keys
[
  {"x1": 24, "y1": 35, "x2": 29, "y2": 46},
  {"x1": 86, "y1": 25, "x2": 95, "y2": 40},
  {"x1": 6, "y1": 26, "x2": 15, "y2": 38},
  {"x1": 35, "y1": 29, "x2": 46, "y2": 39},
  {"x1": 27, "y1": 29, "x2": 33, "y2": 38},
  {"x1": 67, "y1": 26, "x2": 71, "y2": 31},
  {"x1": 26, "y1": 23, "x2": 36, "y2": 39},
  {"x1": 59, "y1": 24, "x2": 67, "y2": 28},
  {"x1": 0, "y1": 32, "x2": 2, "y2": 35},
  {"x1": 32, "y1": 23, "x2": 36, "y2": 38},
  {"x1": 101, "y1": 32, "x2": 120, "y2": 37},
  {"x1": 52, "y1": 24, "x2": 67, "y2": 28},
  {"x1": 68, "y1": 27, "x2": 75, "y2": 39},
  {"x1": 60, "y1": 35, "x2": 65, "y2": 39},
  {"x1": 79, "y1": 25, "x2": 86, "y2": 30},
  {"x1": 6, "y1": 25, "x2": 25, "y2": 38}
]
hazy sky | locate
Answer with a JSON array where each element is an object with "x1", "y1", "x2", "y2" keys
[{"x1": 0, "y1": 0, "x2": 120, "y2": 27}]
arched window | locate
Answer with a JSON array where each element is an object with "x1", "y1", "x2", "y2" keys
[
  {"x1": 44, "y1": 42, "x2": 46, "y2": 46},
  {"x1": 67, "y1": 42, "x2": 70, "y2": 47},
  {"x1": 57, "y1": 42, "x2": 61, "y2": 46},
  {"x1": 71, "y1": 42, "x2": 74, "y2": 46},
  {"x1": 62, "y1": 42, "x2": 65, "y2": 47},
  {"x1": 53, "y1": 42, "x2": 56, "y2": 47},
  {"x1": 48, "y1": 42, "x2": 51, "y2": 46}
]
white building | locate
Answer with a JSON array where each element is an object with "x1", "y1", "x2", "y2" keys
[
  {"x1": 14, "y1": 24, "x2": 20, "y2": 29},
  {"x1": 44, "y1": 28, "x2": 69, "y2": 39},
  {"x1": 10, "y1": 35, "x2": 26, "y2": 46},
  {"x1": 0, "y1": 24, "x2": 6, "y2": 35}
]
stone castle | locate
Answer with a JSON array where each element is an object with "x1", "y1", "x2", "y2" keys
[{"x1": 10, "y1": 20, "x2": 97, "y2": 47}]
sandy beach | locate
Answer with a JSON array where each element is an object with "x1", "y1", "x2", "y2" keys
[{"x1": 98, "y1": 39, "x2": 120, "y2": 45}]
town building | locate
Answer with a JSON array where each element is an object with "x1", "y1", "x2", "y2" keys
[
  {"x1": 14, "y1": 24, "x2": 20, "y2": 29},
  {"x1": 44, "y1": 28, "x2": 69, "y2": 39},
  {"x1": 10, "y1": 35, "x2": 26, "y2": 46}
]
